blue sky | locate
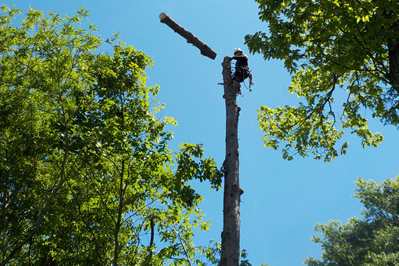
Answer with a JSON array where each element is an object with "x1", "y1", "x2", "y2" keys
[{"x1": 4, "y1": 0, "x2": 399, "y2": 265}]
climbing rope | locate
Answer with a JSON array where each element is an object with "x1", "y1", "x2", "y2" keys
[
  {"x1": 242, "y1": 72, "x2": 254, "y2": 92},
  {"x1": 242, "y1": 79, "x2": 252, "y2": 92},
  {"x1": 235, "y1": 63, "x2": 254, "y2": 93}
]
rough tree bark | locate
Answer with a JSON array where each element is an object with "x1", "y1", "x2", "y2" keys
[
  {"x1": 159, "y1": 13, "x2": 217, "y2": 60},
  {"x1": 220, "y1": 56, "x2": 241, "y2": 266},
  {"x1": 388, "y1": 31, "x2": 399, "y2": 93}
]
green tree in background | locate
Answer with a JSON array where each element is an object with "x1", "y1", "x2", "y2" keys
[
  {"x1": 0, "y1": 6, "x2": 222, "y2": 265},
  {"x1": 305, "y1": 177, "x2": 399, "y2": 265},
  {"x1": 245, "y1": 0, "x2": 399, "y2": 161}
]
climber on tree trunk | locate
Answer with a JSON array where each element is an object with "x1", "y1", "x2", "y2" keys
[{"x1": 232, "y1": 48, "x2": 253, "y2": 85}]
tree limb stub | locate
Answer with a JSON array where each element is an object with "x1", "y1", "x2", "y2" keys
[{"x1": 159, "y1": 12, "x2": 217, "y2": 60}]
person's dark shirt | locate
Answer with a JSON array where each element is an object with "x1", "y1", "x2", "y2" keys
[{"x1": 232, "y1": 54, "x2": 248, "y2": 69}]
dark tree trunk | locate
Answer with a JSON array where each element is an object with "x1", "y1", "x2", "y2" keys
[
  {"x1": 388, "y1": 35, "x2": 399, "y2": 93},
  {"x1": 220, "y1": 56, "x2": 241, "y2": 266},
  {"x1": 159, "y1": 13, "x2": 217, "y2": 60}
]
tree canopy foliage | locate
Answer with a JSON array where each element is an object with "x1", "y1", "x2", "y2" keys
[
  {"x1": 245, "y1": 0, "x2": 399, "y2": 161},
  {"x1": 0, "y1": 6, "x2": 223, "y2": 265},
  {"x1": 305, "y1": 177, "x2": 399, "y2": 265}
]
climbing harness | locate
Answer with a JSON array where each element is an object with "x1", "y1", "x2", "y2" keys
[{"x1": 218, "y1": 62, "x2": 253, "y2": 98}]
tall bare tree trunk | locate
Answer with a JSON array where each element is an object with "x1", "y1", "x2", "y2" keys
[{"x1": 220, "y1": 56, "x2": 241, "y2": 266}]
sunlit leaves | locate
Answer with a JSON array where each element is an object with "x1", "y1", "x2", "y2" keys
[
  {"x1": 305, "y1": 177, "x2": 399, "y2": 265},
  {"x1": 258, "y1": 103, "x2": 345, "y2": 161},
  {"x1": 0, "y1": 6, "x2": 222, "y2": 265},
  {"x1": 245, "y1": 0, "x2": 399, "y2": 160}
]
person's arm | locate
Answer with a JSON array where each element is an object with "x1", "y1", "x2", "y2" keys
[{"x1": 232, "y1": 55, "x2": 245, "y2": 61}]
